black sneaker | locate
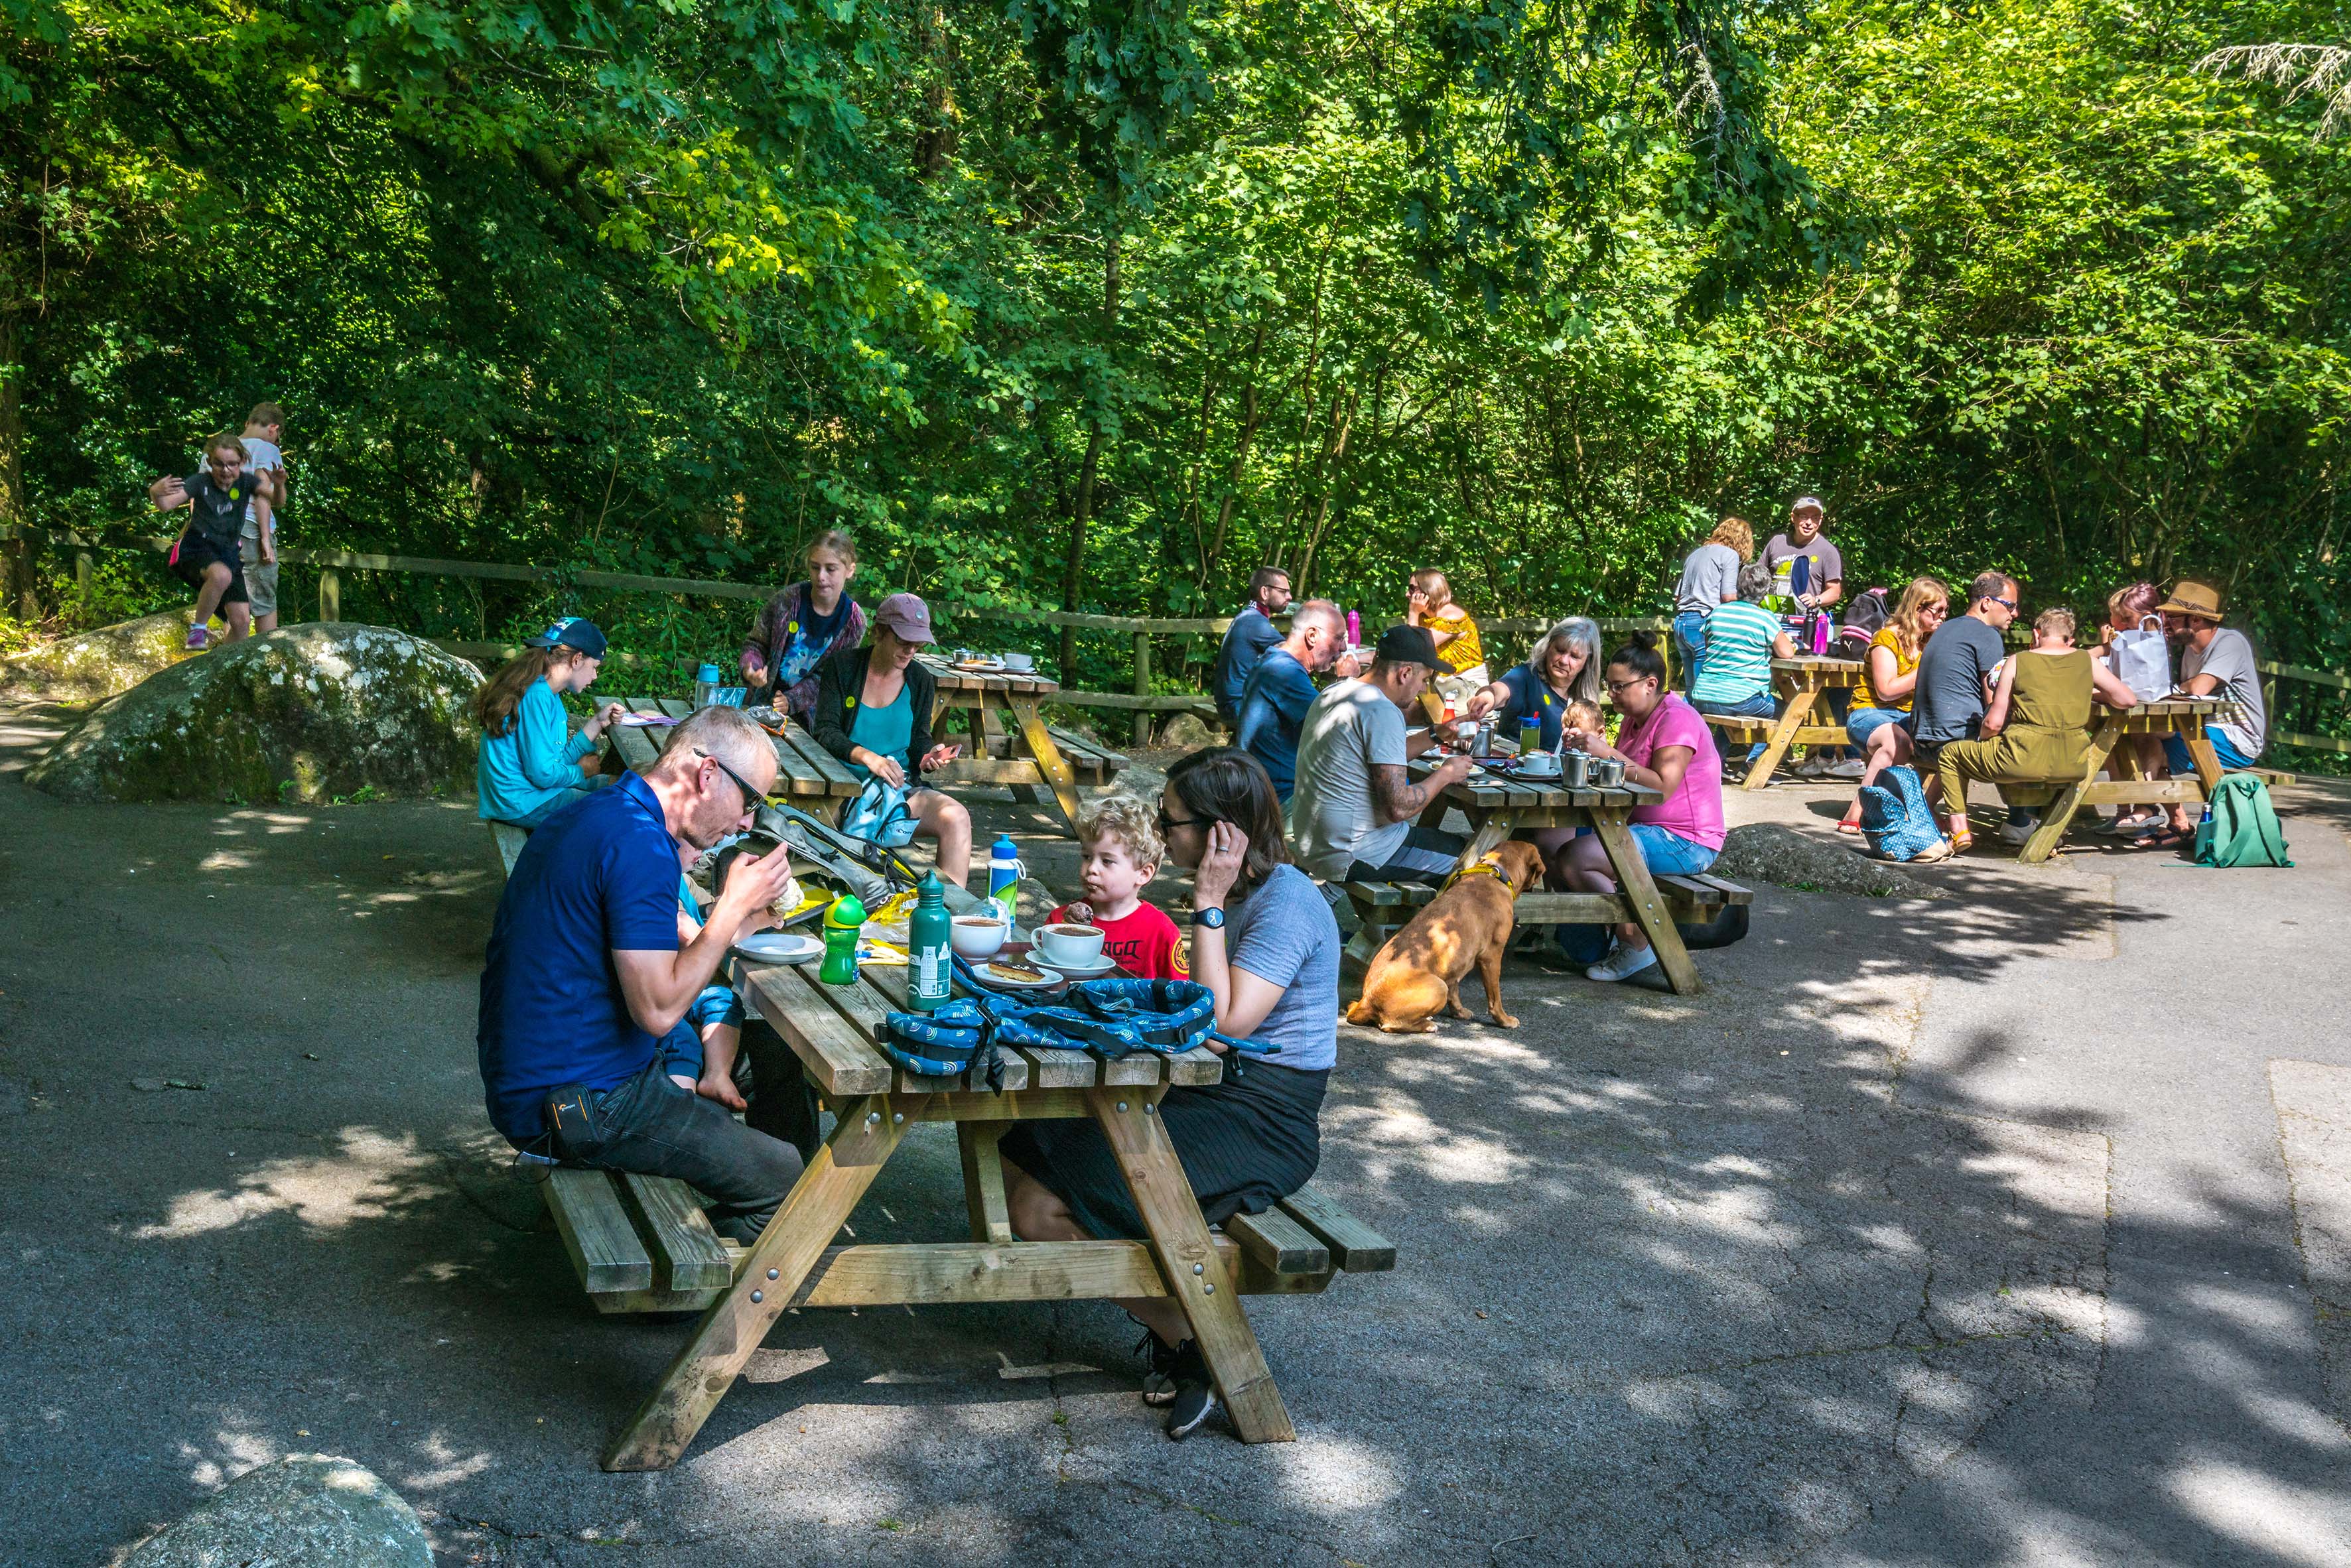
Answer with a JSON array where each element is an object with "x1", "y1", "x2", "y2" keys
[
  {"x1": 1162, "y1": 1341, "x2": 1220, "y2": 1441},
  {"x1": 1138, "y1": 1331, "x2": 1184, "y2": 1407}
]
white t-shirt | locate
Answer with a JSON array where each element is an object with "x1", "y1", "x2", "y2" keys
[
  {"x1": 235, "y1": 436, "x2": 283, "y2": 542},
  {"x1": 1288, "y1": 679, "x2": 1411, "y2": 880},
  {"x1": 2183, "y1": 627, "x2": 2267, "y2": 760}
]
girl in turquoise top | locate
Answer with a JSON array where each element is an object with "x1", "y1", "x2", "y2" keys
[{"x1": 473, "y1": 618, "x2": 626, "y2": 827}]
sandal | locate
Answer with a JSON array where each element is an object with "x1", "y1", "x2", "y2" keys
[
  {"x1": 1946, "y1": 828, "x2": 1974, "y2": 854},
  {"x1": 1836, "y1": 818, "x2": 1863, "y2": 836}
]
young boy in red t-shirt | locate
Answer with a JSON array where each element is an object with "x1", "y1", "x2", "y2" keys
[{"x1": 1048, "y1": 794, "x2": 1188, "y2": 980}]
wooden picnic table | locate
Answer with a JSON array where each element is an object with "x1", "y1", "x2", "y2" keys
[
  {"x1": 2005, "y1": 695, "x2": 2240, "y2": 863},
  {"x1": 1394, "y1": 755, "x2": 1719, "y2": 994},
  {"x1": 1704, "y1": 656, "x2": 1867, "y2": 791},
  {"x1": 595, "y1": 951, "x2": 1359, "y2": 1470},
  {"x1": 607, "y1": 696, "x2": 862, "y2": 801},
  {"x1": 917, "y1": 658, "x2": 1128, "y2": 833}
]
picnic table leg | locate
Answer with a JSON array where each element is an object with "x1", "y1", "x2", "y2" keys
[
  {"x1": 602, "y1": 1093, "x2": 924, "y2": 1472},
  {"x1": 2184, "y1": 729, "x2": 2230, "y2": 798},
  {"x1": 1089, "y1": 1088, "x2": 1296, "y2": 1443},
  {"x1": 1743, "y1": 687, "x2": 1819, "y2": 792},
  {"x1": 1010, "y1": 697, "x2": 1085, "y2": 832},
  {"x1": 1588, "y1": 813, "x2": 1701, "y2": 994},
  {"x1": 1453, "y1": 807, "x2": 1518, "y2": 866},
  {"x1": 958, "y1": 1120, "x2": 1014, "y2": 1244},
  {"x1": 2019, "y1": 720, "x2": 2121, "y2": 864}
]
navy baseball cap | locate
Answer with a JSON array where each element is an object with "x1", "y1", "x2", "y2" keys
[
  {"x1": 1374, "y1": 623, "x2": 1445, "y2": 671},
  {"x1": 524, "y1": 617, "x2": 608, "y2": 659}
]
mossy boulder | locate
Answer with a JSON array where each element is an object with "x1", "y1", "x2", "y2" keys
[
  {"x1": 1711, "y1": 822, "x2": 1950, "y2": 900},
  {"x1": 27, "y1": 623, "x2": 484, "y2": 804},
  {"x1": 122, "y1": 1453, "x2": 433, "y2": 1567},
  {"x1": 0, "y1": 610, "x2": 207, "y2": 702}
]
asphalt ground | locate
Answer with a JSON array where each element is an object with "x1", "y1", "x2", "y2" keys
[{"x1": 1, "y1": 702, "x2": 2344, "y2": 1567}]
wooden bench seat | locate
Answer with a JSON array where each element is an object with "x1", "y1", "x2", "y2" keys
[
  {"x1": 488, "y1": 820, "x2": 530, "y2": 878},
  {"x1": 537, "y1": 1168, "x2": 1392, "y2": 1313},
  {"x1": 1339, "y1": 874, "x2": 1752, "y2": 972}
]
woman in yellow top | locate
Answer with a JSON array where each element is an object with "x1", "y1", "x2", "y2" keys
[
  {"x1": 1836, "y1": 576, "x2": 1948, "y2": 835},
  {"x1": 1406, "y1": 568, "x2": 1487, "y2": 709}
]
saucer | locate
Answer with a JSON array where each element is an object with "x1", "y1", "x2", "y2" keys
[{"x1": 1041, "y1": 954, "x2": 1120, "y2": 979}]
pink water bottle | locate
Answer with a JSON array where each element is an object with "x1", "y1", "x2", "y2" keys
[
  {"x1": 1345, "y1": 609, "x2": 1361, "y2": 646},
  {"x1": 1810, "y1": 612, "x2": 1830, "y2": 655}
]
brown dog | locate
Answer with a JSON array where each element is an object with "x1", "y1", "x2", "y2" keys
[{"x1": 1345, "y1": 840, "x2": 1546, "y2": 1032}]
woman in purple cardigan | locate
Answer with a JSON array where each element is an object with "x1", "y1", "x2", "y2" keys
[{"x1": 741, "y1": 529, "x2": 867, "y2": 726}]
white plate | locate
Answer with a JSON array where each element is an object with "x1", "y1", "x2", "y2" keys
[
  {"x1": 1041, "y1": 954, "x2": 1119, "y2": 979},
  {"x1": 977, "y1": 961, "x2": 1064, "y2": 990},
  {"x1": 732, "y1": 932, "x2": 824, "y2": 966}
]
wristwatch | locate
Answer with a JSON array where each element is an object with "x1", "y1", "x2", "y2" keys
[{"x1": 1191, "y1": 907, "x2": 1226, "y2": 931}]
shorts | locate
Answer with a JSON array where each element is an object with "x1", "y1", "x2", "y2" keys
[
  {"x1": 1346, "y1": 823, "x2": 1465, "y2": 886},
  {"x1": 1847, "y1": 706, "x2": 1908, "y2": 748},
  {"x1": 1627, "y1": 822, "x2": 1720, "y2": 875},
  {"x1": 239, "y1": 529, "x2": 278, "y2": 616},
  {"x1": 654, "y1": 984, "x2": 747, "y2": 1078},
  {"x1": 168, "y1": 536, "x2": 248, "y2": 606},
  {"x1": 2163, "y1": 727, "x2": 2258, "y2": 773}
]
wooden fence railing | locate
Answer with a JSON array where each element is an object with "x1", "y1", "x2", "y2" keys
[{"x1": 10, "y1": 521, "x2": 2348, "y2": 753}]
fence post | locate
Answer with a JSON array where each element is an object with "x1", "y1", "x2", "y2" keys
[
  {"x1": 1132, "y1": 630, "x2": 1152, "y2": 748},
  {"x1": 318, "y1": 567, "x2": 341, "y2": 621},
  {"x1": 76, "y1": 549, "x2": 93, "y2": 594}
]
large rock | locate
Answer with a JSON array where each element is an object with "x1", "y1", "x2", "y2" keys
[
  {"x1": 1156, "y1": 711, "x2": 1223, "y2": 751},
  {"x1": 27, "y1": 623, "x2": 483, "y2": 804},
  {"x1": 1710, "y1": 821, "x2": 1950, "y2": 900},
  {"x1": 0, "y1": 610, "x2": 205, "y2": 702},
  {"x1": 123, "y1": 1453, "x2": 432, "y2": 1567}
]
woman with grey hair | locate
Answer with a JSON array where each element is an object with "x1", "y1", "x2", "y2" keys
[
  {"x1": 1690, "y1": 561, "x2": 1798, "y2": 773},
  {"x1": 1464, "y1": 616, "x2": 1605, "y2": 750}
]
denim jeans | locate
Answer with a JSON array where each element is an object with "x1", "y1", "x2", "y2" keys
[
  {"x1": 1672, "y1": 610, "x2": 1708, "y2": 693},
  {"x1": 1694, "y1": 691, "x2": 1775, "y2": 763},
  {"x1": 544, "y1": 1059, "x2": 803, "y2": 1243}
]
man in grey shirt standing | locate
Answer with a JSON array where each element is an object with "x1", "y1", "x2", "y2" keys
[{"x1": 1289, "y1": 625, "x2": 1475, "y2": 884}]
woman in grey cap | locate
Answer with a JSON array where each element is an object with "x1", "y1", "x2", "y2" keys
[{"x1": 811, "y1": 592, "x2": 973, "y2": 884}]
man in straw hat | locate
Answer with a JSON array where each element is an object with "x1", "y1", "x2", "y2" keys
[{"x1": 2147, "y1": 577, "x2": 2267, "y2": 842}]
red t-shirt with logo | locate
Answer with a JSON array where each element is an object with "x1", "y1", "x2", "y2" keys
[{"x1": 1045, "y1": 901, "x2": 1189, "y2": 980}]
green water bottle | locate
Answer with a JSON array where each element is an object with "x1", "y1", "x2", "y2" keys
[
  {"x1": 819, "y1": 891, "x2": 867, "y2": 987},
  {"x1": 909, "y1": 871, "x2": 953, "y2": 1013},
  {"x1": 1519, "y1": 720, "x2": 1542, "y2": 756}
]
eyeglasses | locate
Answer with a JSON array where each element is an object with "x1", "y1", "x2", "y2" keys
[
  {"x1": 1605, "y1": 675, "x2": 1653, "y2": 696},
  {"x1": 1157, "y1": 807, "x2": 1220, "y2": 837},
  {"x1": 695, "y1": 750, "x2": 766, "y2": 811}
]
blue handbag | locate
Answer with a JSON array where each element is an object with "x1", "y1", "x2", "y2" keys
[
  {"x1": 1858, "y1": 765, "x2": 1943, "y2": 862},
  {"x1": 878, "y1": 970, "x2": 1274, "y2": 1080},
  {"x1": 839, "y1": 777, "x2": 919, "y2": 848}
]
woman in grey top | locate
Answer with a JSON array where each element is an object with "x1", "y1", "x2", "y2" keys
[
  {"x1": 1002, "y1": 747, "x2": 1340, "y2": 1441},
  {"x1": 1672, "y1": 517, "x2": 1753, "y2": 691}
]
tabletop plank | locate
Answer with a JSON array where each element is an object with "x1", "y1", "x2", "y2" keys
[{"x1": 742, "y1": 962, "x2": 894, "y2": 1097}]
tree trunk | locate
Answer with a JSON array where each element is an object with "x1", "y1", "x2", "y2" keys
[
  {"x1": 0, "y1": 306, "x2": 33, "y2": 618},
  {"x1": 1059, "y1": 225, "x2": 1120, "y2": 675}
]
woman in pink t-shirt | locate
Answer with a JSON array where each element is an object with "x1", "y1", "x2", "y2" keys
[{"x1": 1556, "y1": 633, "x2": 1725, "y2": 984}]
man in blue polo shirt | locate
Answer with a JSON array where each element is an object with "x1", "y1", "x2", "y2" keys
[
  {"x1": 1212, "y1": 565, "x2": 1292, "y2": 726},
  {"x1": 478, "y1": 706, "x2": 802, "y2": 1241},
  {"x1": 1235, "y1": 599, "x2": 1346, "y2": 801}
]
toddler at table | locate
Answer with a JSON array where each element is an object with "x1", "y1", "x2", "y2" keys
[
  {"x1": 659, "y1": 875, "x2": 750, "y2": 1106},
  {"x1": 1047, "y1": 795, "x2": 1189, "y2": 980}
]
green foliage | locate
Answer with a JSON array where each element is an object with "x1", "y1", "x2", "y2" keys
[{"x1": 5, "y1": 0, "x2": 2348, "y2": 713}]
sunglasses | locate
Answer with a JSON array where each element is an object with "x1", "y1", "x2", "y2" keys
[
  {"x1": 1986, "y1": 596, "x2": 2019, "y2": 612},
  {"x1": 695, "y1": 750, "x2": 766, "y2": 811}
]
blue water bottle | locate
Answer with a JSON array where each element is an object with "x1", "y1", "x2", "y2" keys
[
  {"x1": 694, "y1": 661, "x2": 722, "y2": 709},
  {"x1": 986, "y1": 834, "x2": 1024, "y2": 919}
]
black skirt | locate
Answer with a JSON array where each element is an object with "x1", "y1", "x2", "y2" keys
[{"x1": 998, "y1": 1057, "x2": 1328, "y2": 1242}]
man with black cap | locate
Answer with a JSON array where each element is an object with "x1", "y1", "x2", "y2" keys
[{"x1": 1290, "y1": 625, "x2": 1476, "y2": 885}]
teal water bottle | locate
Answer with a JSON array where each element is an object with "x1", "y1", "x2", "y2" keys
[
  {"x1": 694, "y1": 661, "x2": 722, "y2": 709},
  {"x1": 986, "y1": 834, "x2": 1024, "y2": 918},
  {"x1": 909, "y1": 872, "x2": 953, "y2": 1013},
  {"x1": 819, "y1": 892, "x2": 866, "y2": 987}
]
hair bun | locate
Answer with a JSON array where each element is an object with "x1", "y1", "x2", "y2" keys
[{"x1": 1628, "y1": 629, "x2": 1660, "y2": 653}]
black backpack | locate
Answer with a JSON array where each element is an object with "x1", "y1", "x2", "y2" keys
[{"x1": 1834, "y1": 586, "x2": 1892, "y2": 659}]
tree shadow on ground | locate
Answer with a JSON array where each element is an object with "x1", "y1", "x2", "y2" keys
[{"x1": 5, "y1": 722, "x2": 2342, "y2": 1566}]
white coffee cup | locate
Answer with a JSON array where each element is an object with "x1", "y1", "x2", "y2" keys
[
  {"x1": 950, "y1": 913, "x2": 1010, "y2": 959},
  {"x1": 1003, "y1": 652, "x2": 1036, "y2": 673},
  {"x1": 1034, "y1": 922, "x2": 1105, "y2": 968}
]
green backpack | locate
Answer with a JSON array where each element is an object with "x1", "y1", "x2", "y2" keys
[{"x1": 2194, "y1": 774, "x2": 2293, "y2": 868}]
